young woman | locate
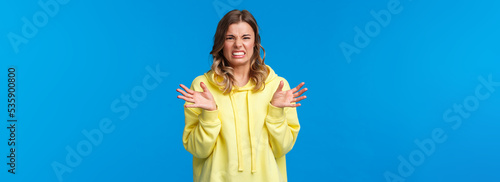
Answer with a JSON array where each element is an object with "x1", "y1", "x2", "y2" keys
[{"x1": 176, "y1": 9, "x2": 307, "y2": 182}]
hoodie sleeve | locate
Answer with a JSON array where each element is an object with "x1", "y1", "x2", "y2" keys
[
  {"x1": 265, "y1": 79, "x2": 301, "y2": 158},
  {"x1": 182, "y1": 79, "x2": 221, "y2": 159}
]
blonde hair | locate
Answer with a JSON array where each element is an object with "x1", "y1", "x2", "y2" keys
[{"x1": 209, "y1": 9, "x2": 268, "y2": 94}]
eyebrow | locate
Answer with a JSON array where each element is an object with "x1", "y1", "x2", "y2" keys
[{"x1": 226, "y1": 34, "x2": 252, "y2": 37}]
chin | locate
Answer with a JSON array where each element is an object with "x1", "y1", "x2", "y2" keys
[
  {"x1": 226, "y1": 57, "x2": 248, "y2": 64},
  {"x1": 231, "y1": 61, "x2": 250, "y2": 67}
]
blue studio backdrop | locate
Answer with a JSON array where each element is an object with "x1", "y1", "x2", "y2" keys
[{"x1": 2, "y1": 0, "x2": 500, "y2": 181}]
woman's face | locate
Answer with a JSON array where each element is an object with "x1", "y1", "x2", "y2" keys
[{"x1": 223, "y1": 22, "x2": 255, "y2": 68}]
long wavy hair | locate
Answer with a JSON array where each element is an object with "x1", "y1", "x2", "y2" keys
[{"x1": 209, "y1": 9, "x2": 268, "y2": 94}]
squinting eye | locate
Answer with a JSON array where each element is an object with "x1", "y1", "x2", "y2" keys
[
  {"x1": 226, "y1": 37, "x2": 234, "y2": 40},
  {"x1": 243, "y1": 37, "x2": 251, "y2": 39}
]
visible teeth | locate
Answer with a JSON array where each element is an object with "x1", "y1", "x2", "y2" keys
[{"x1": 233, "y1": 52, "x2": 245, "y2": 56}]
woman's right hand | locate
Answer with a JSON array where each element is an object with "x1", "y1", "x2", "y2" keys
[{"x1": 176, "y1": 82, "x2": 217, "y2": 111}]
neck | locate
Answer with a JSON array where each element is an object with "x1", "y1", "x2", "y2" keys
[{"x1": 232, "y1": 63, "x2": 250, "y2": 87}]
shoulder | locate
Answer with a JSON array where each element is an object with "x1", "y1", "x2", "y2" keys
[
  {"x1": 189, "y1": 72, "x2": 222, "y2": 93},
  {"x1": 265, "y1": 76, "x2": 292, "y2": 91},
  {"x1": 189, "y1": 74, "x2": 209, "y2": 91},
  {"x1": 265, "y1": 66, "x2": 288, "y2": 85},
  {"x1": 191, "y1": 74, "x2": 208, "y2": 84},
  {"x1": 264, "y1": 65, "x2": 290, "y2": 86},
  {"x1": 273, "y1": 77, "x2": 292, "y2": 90}
]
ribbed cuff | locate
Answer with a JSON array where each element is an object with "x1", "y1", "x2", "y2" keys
[
  {"x1": 266, "y1": 103, "x2": 285, "y2": 123},
  {"x1": 199, "y1": 109, "x2": 220, "y2": 125}
]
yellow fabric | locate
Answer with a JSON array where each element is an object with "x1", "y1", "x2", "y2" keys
[
  {"x1": 182, "y1": 65, "x2": 301, "y2": 182},
  {"x1": 231, "y1": 84, "x2": 250, "y2": 172}
]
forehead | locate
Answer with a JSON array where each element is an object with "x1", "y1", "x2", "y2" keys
[{"x1": 226, "y1": 22, "x2": 254, "y2": 35}]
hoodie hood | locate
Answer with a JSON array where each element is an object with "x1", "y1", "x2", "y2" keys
[{"x1": 202, "y1": 65, "x2": 277, "y2": 173}]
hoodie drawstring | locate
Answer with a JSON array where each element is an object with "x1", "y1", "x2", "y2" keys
[
  {"x1": 247, "y1": 91, "x2": 256, "y2": 173},
  {"x1": 229, "y1": 92, "x2": 244, "y2": 172},
  {"x1": 229, "y1": 91, "x2": 256, "y2": 173}
]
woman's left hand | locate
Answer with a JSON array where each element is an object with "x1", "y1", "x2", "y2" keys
[{"x1": 270, "y1": 81, "x2": 307, "y2": 108}]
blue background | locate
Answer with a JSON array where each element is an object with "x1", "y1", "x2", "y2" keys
[{"x1": 2, "y1": 0, "x2": 500, "y2": 181}]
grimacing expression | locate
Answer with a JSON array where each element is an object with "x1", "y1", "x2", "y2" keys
[{"x1": 223, "y1": 22, "x2": 255, "y2": 67}]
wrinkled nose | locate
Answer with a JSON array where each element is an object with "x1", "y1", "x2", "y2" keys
[{"x1": 234, "y1": 38, "x2": 243, "y2": 48}]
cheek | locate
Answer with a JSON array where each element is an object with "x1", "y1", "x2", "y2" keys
[
  {"x1": 223, "y1": 42, "x2": 230, "y2": 51},
  {"x1": 245, "y1": 42, "x2": 255, "y2": 56},
  {"x1": 223, "y1": 43, "x2": 231, "y2": 55}
]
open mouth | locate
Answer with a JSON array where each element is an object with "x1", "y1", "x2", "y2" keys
[{"x1": 232, "y1": 51, "x2": 245, "y2": 58}]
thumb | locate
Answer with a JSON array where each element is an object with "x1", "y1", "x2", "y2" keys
[
  {"x1": 276, "y1": 80, "x2": 284, "y2": 92},
  {"x1": 200, "y1": 82, "x2": 209, "y2": 93}
]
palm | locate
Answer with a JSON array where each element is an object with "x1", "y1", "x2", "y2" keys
[
  {"x1": 192, "y1": 91, "x2": 214, "y2": 108},
  {"x1": 272, "y1": 90, "x2": 295, "y2": 106},
  {"x1": 271, "y1": 81, "x2": 307, "y2": 108},
  {"x1": 176, "y1": 82, "x2": 217, "y2": 111}
]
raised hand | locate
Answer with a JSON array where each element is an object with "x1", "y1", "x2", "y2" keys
[
  {"x1": 270, "y1": 81, "x2": 307, "y2": 108},
  {"x1": 176, "y1": 82, "x2": 217, "y2": 111}
]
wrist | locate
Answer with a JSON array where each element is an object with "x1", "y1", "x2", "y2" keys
[
  {"x1": 207, "y1": 104, "x2": 217, "y2": 111},
  {"x1": 270, "y1": 101, "x2": 280, "y2": 108}
]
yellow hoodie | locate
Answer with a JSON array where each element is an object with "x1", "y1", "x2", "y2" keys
[{"x1": 182, "y1": 65, "x2": 300, "y2": 182}]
